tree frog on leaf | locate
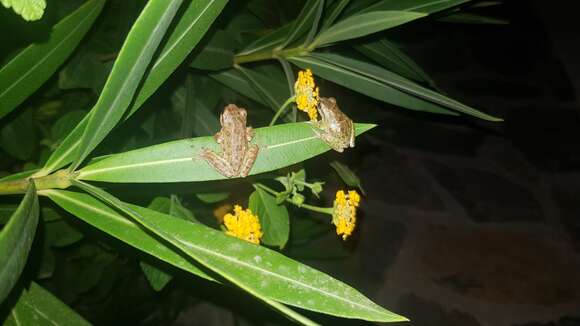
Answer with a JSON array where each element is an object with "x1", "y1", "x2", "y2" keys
[
  {"x1": 200, "y1": 104, "x2": 259, "y2": 178},
  {"x1": 313, "y1": 97, "x2": 355, "y2": 153}
]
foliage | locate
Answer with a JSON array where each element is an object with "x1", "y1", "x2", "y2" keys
[{"x1": 0, "y1": 0, "x2": 503, "y2": 324}]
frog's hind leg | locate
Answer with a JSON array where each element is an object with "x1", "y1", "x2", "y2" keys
[
  {"x1": 239, "y1": 144, "x2": 259, "y2": 178},
  {"x1": 319, "y1": 129, "x2": 346, "y2": 153},
  {"x1": 200, "y1": 149, "x2": 236, "y2": 178}
]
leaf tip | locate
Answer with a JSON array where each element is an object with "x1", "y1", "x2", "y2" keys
[{"x1": 354, "y1": 123, "x2": 378, "y2": 135}]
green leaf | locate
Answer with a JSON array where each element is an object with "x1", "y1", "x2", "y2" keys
[
  {"x1": 190, "y1": 30, "x2": 234, "y2": 70},
  {"x1": 140, "y1": 261, "x2": 173, "y2": 291},
  {"x1": 50, "y1": 110, "x2": 87, "y2": 142},
  {"x1": 360, "y1": 0, "x2": 470, "y2": 14},
  {"x1": 76, "y1": 123, "x2": 375, "y2": 183},
  {"x1": 71, "y1": 0, "x2": 185, "y2": 170},
  {"x1": 170, "y1": 195, "x2": 198, "y2": 223},
  {"x1": 0, "y1": 182, "x2": 38, "y2": 303},
  {"x1": 44, "y1": 189, "x2": 315, "y2": 324},
  {"x1": 354, "y1": 38, "x2": 436, "y2": 86},
  {"x1": 71, "y1": 180, "x2": 407, "y2": 322},
  {"x1": 58, "y1": 51, "x2": 109, "y2": 93},
  {"x1": 0, "y1": 169, "x2": 38, "y2": 182},
  {"x1": 196, "y1": 192, "x2": 229, "y2": 203},
  {"x1": 237, "y1": 24, "x2": 292, "y2": 56},
  {"x1": 289, "y1": 53, "x2": 502, "y2": 121},
  {"x1": 38, "y1": 0, "x2": 228, "y2": 175},
  {"x1": 1, "y1": 0, "x2": 45, "y2": 21},
  {"x1": 249, "y1": 188, "x2": 290, "y2": 249},
  {"x1": 330, "y1": 161, "x2": 365, "y2": 195},
  {"x1": 0, "y1": 0, "x2": 104, "y2": 120},
  {"x1": 209, "y1": 68, "x2": 288, "y2": 110},
  {"x1": 4, "y1": 282, "x2": 90, "y2": 326},
  {"x1": 170, "y1": 77, "x2": 221, "y2": 137},
  {"x1": 2, "y1": 206, "x2": 61, "y2": 226},
  {"x1": 320, "y1": 0, "x2": 351, "y2": 31},
  {"x1": 237, "y1": 66, "x2": 285, "y2": 109},
  {"x1": 43, "y1": 189, "x2": 217, "y2": 283},
  {"x1": 312, "y1": 11, "x2": 426, "y2": 47},
  {"x1": 148, "y1": 197, "x2": 172, "y2": 214},
  {"x1": 438, "y1": 12, "x2": 509, "y2": 24},
  {"x1": 279, "y1": 0, "x2": 324, "y2": 48}
]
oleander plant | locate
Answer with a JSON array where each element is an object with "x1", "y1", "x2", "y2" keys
[{"x1": 0, "y1": 0, "x2": 502, "y2": 324}]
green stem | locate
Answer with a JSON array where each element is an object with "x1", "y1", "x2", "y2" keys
[
  {"x1": 253, "y1": 183, "x2": 333, "y2": 215},
  {"x1": 0, "y1": 170, "x2": 73, "y2": 195},
  {"x1": 234, "y1": 46, "x2": 310, "y2": 65},
  {"x1": 269, "y1": 96, "x2": 296, "y2": 126}
]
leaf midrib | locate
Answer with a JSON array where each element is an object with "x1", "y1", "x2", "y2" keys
[
  {"x1": 316, "y1": 12, "x2": 421, "y2": 45},
  {"x1": 77, "y1": 3, "x2": 177, "y2": 167},
  {"x1": 173, "y1": 235, "x2": 390, "y2": 317},
  {"x1": 78, "y1": 134, "x2": 318, "y2": 178}
]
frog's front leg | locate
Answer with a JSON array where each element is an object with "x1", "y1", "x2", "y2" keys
[
  {"x1": 200, "y1": 149, "x2": 237, "y2": 178},
  {"x1": 348, "y1": 124, "x2": 355, "y2": 148},
  {"x1": 239, "y1": 144, "x2": 259, "y2": 177},
  {"x1": 245, "y1": 126, "x2": 254, "y2": 142}
]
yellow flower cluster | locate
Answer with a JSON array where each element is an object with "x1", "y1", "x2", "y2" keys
[
  {"x1": 294, "y1": 69, "x2": 319, "y2": 121},
  {"x1": 332, "y1": 190, "x2": 360, "y2": 240},
  {"x1": 223, "y1": 205, "x2": 263, "y2": 244}
]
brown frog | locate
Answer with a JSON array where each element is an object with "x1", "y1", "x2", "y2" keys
[
  {"x1": 313, "y1": 97, "x2": 355, "y2": 152},
  {"x1": 200, "y1": 104, "x2": 259, "y2": 178}
]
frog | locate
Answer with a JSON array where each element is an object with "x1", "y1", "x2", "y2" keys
[
  {"x1": 313, "y1": 97, "x2": 355, "y2": 153},
  {"x1": 200, "y1": 104, "x2": 259, "y2": 178}
]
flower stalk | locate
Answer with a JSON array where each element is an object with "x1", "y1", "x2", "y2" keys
[{"x1": 269, "y1": 95, "x2": 297, "y2": 126}]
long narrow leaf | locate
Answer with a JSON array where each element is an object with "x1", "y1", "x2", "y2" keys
[
  {"x1": 0, "y1": 182, "x2": 38, "y2": 303},
  {"x1": 4, "y1": 282, "x2": 89, "y2": 326},
  {"x1": 360, "y1": 0, "x2": 471, "y2": 14},
  {"x1": 0, "y1": 0, "x2": 105, "y2": 120},
  {"x1": 71, "y1": 0, "x2": 184, "y2": 171},
  {"x1": 320, "y1": 0, "x2": 351, "y2": 31},
  {"x1": 43, "y1": 189, "x2": 216, "y2": 282},
  {"x1": 289, "y1": 54, "x2": 501, "y2": 120},
  {"x1": 312, "y1": 11, "x2": 425, "y2": 47},
  {"x1": 72, "y1": 180, "x2": 406, "y2": 322},
  {"x1": 38, "y1": 0, "x2": 228, "y2": 176},
  {"x1": 237, "y1": 66, "x2": 283, "y2": 109},
  {"x1": 237, "y1": 24, "x2": 292, "y2": 56},
  {"x1": 354, "y1": 39, "x2": 436, "y2": 86},
  {"x1": 311, "y1": 52, "x2": 501, "y2": 120},
  {"x1": 76, "y1": 123, "x2": 375, "y2": 183},
  {"x1": 209, "y1": 68, "x2": 288, "y2": 110},
  {"x1": 279, "y1": 0, "x2": 323, "y2": 49},
  {"x1": 44, "y1": 189, "x2": 317, "y2": 325}
]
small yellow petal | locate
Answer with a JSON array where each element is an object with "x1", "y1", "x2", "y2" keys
[
  {"x1": 331, "y1": 190, "x2": 360, "y2": 240},
  {"x1": 294, "y1": 69, "x2": 319, "y2": 121},
  {"x1": 222, "y1": 205, "x2": 263, "y2": 244}
]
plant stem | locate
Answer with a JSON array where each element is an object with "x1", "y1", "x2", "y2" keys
[
  {"x1": 0, "y1": 170, "x2": 73, "y2": 195},
  {"x1": 234, "y1": 46, "x2": 310, "y2": 65},
  {"x1": 253, "y1": 183, "x2": 333, "y2": 215},
  {"x1": 269, "y1": 96, "x2": 296, "y2": 126}
]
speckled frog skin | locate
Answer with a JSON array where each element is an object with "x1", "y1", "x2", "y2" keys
[
  {"x1": 200, "y1": 104, "x2": 259, "y2": 178},
  {"x1": 314, "y1": 97, "x2": 355, "y2": 152}
]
